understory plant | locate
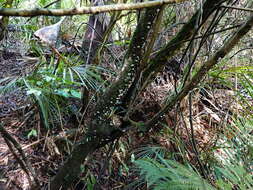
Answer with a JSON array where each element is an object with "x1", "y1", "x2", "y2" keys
[
  {"x1": 0, "y1": 55, "x2": 108, "y2": 128},
  {"x1": 133, "y1": 115, "x2": 253, "y2": 190}
]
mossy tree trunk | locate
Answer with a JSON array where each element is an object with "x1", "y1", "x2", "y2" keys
[
  {"x1": 50, "y1": 0, "x2": 253, "y2": 189},
  {"x1": 50, "y1": 5, "x2": 163, "y2": 189}
]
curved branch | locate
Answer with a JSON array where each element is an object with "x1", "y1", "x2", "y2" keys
[
  {"x1": 146, "y1": 13, "x2": 253, "y2": 128},
  {"x1": 221, "y1": 5, "x2": 253, "y2": 13},
  {"x1": 0, "y1": 0, "x2": 188, "y2": 17}
]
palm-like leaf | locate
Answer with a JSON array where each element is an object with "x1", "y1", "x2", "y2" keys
[{"x1": 134, "y1": 156, "x2": 215, "y2": 190}]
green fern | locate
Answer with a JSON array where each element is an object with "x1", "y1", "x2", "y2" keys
[
  {"x1": 134, "y1": 152, "x2": 215, "y2": 190},
  {"x1": 134, "y1": 117, "x2": 253, "y2": 190}
]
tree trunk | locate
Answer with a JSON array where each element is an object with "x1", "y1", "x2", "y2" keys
[
  {"x1": 50, "y1": 5, "x2": 162, "y2": 189},
  {"x1": 81, "y1": 0, "x2": 110, "y2": 64},
  {"x1": 80, "y1": 0, "x2": 111, "y2": 112}
]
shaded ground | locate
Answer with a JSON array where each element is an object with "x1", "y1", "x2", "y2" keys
[{"x1": 0, "y1": 38, "x2": 250, "y2": 189}]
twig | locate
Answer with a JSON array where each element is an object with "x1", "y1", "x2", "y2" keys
[
  {"x1": 150, "y1": 24, "x2": 242, "y2": 63},
  {"x1": 0, "y1": 123, "x2": 40, "y2": 187},
  {"x1": 94, "y1": 139, "x2": 119, "y2": 189},
  {"x1": 221, "y1": 5, "x2": 253, "y2": 12},
  {"x1": 229, "y1": 47, "x2": 253, "y2": 59},
  {"x1": 188, "y1": 92, "x2": 208, "y2": 179},
  {"x1": 44, "y1": 0, "x2": 61, "y2": 9},
  {"x1": 51, "y1": 45, "x2": 71, "y2": 74}
]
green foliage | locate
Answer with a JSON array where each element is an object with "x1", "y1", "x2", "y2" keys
[
  {"x1": 133, "y1": 150, "x2": 214, "y2": 190},
  {"x1": 133, "y1": 116, "x2": 253, "y2": 190},
  {"x1": 163, "y1": 6, "x2": 176, "y2": 28},
  {"x1": 215, "y1": 164, "x2": 253, "y2": 190},
  {"x1": 86, "y1": 174, "x2": 96, "y2": 190},
  {"x1": 209, "y1": 61, "x2": 253, "y2": 117},
  {"x1": 0, "y1": 53, "x2": 109, "y2": 128},
  {"x1": 213, "y1": 117, "x2": 253, "y2": 189},
  {"x1": 39, "y1": 0, "x2": 47, "y2": 6},
  {"x1": 27, "y1": 129, "x2": 37, "y2": 139},
  {"x1": 236, "y1": 74, "x2": 253, "y2": 114}
]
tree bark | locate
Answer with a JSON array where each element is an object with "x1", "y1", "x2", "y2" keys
[
  {"x1": 80, "y1": 0, "x2": 110, "y2": 112},
  {"x1": 50, "y1": 5, "x2": 162, "y2": 189},
  {"x1": 81, "y1": 0, "x2": 110, "y2": 64}
]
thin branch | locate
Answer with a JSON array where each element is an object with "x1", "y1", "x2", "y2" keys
[
  {"x1": 229, "y1": 47, "x2": 253, "y2": 59},
  {"x1": 0, "y1": 0, "x2": 188, "y2": 17},
  {"x1": 188, "y1": 92, "x2": 208, "y2": 179},
  {"x1": 145, "y1": 13, "x2": 253, "y2": 129},
  {"x1": 221, "y1": 5, "x2": 253, "y2": 12},
  {"x1": 112, "y1": 23, "x2": 242, "y2": 53},
  {"x1": 140, "y1": 0, "x2": 226, "y2": 94},
  {"x1": 151, "y1": 24, "x2": 242, "y2": 57},
  {"x1": 44, "y1": 0, "x2": 61, "y2": 8},
  {"x1": 0, "y1": 123, "x2": 40, "y2": 187}
]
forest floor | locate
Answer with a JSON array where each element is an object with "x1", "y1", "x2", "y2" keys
[{"x1": 0, "y1": 40, "x2": 249, "y2": 190}]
